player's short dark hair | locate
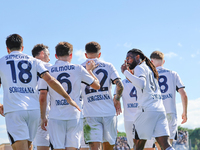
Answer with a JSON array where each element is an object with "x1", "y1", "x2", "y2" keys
[
  {"x1": 85, "y1": 41, "x2": 101, "y2": 53},
  {"x1": 150, "y1": 51, "x2": 164, "y2": 60},
  {"x1": 6, "y1": 34, "x2": 23, "y2": 51},
  {"x1": 32, "y1": 44, "x2": 49, "y2": 57},
  {"x1": 55, "y1": 42, "x2": 73, "y2": 56}
]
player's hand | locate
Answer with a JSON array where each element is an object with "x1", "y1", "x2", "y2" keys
[
  {"x1": 66, "y1": 98, "x2": 81, "y2": 112},
  {"x1": 121, "y1": 60, "x2": 129, "y2": 74},
  {"x1": 181, "y1": 113, "x2": 187, "y2": 124},
  {"x1": 86, "y1": 60, "x2": 98, "y2": 71},
  {"x1": 41, "y1": 117, "x2": 48, "y2": 131},
  {"x1": 113, "y1": 97, "x2": 122, "y2": 116},
  {"x1": 0, "y1": 104, "x2": 4, "y2": 117}
]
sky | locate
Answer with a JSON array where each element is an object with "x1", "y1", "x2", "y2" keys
[{"x1": 0, "y1": 0, "x2": 200, "y2": 144}]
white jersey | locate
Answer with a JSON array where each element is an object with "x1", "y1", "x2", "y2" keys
[
  {"x1": 39, "y1": 60, "x2": 94, "y2": 120},
  {"x1": 126, "y1": 62, "x2": 165, "y2": 112},
  {"x1": 38, "y1": 62, "x2": 52, "y2": 115},
  {"x1": 0, "y1": 51, "x2": 48, "y2": 114},
  {"x1": 114, "y1": 79, "x2": 138, "y2": 121},
  {"x1": 157, "y1": 66, "x2": 185, "y2": 114},
  {"x1": 81, "y1": 58, "x2": 120, "y2": 117}
]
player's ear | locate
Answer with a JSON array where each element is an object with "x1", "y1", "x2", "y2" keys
[
  {"x1": 55, "y1": 54, "x2": 58, "y2": 59},
  {"x1": 7, "y1": 47, "x2": 10, "y2": 54},
  {"x1": 135, "y1": 54, "x2": 140, "y2": 60},
  {"x1": 21, "y1": 46, "x2": 24, "y2": 52},
  {"x1": 85, "y1": 53, "x2": 88, "y2": 58},
  {"x1": 69, "y1": 53, "x2": 72, "y2": 59},
  {"x1": 98, "y1": 52, "x2": 101, "y2": 58},
  {"x1": 163, "y1": 60, "x2": 165, "y2": 65}
]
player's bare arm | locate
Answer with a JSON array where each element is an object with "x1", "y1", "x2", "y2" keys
[
  {"x1": 178, "y1": 88, "x2": 188, "y2": 124},
  {"x1": 0, "y1": 103, "x2": 4, "y2": 117},
  {"x1": 86, "y1": 60, "x2": 100, "y2": 90},
  {"x1": 41, "y1": 72, "x2": 81, "y2": 111},
  {"x1": 113, "y1": 79, "x2": 123, "y2": 115},
  {"x1": 39, "y1": 89, "x2": 48, "y2": 131}
]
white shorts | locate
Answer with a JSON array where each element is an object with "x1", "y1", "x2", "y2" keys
[
  {"x1": 34, "y1": 119, "x2": 50, "y2": 147},
  {"x1": 5, "y1": 110, "x2": 40, "y2": 145},
  {"x1": 124, "y1": 121, "x2": 155, "y2": 149},
  {"x1": 133, "y1": 111, "x2": 169, "y2": 140},
  {"x1": 80, "y1": 130, "x2": 89, "y2": 148},
  {"x1": 48, "y1": 118, "x2": 83, "y2": 149},
  {"x1": 83, "y1": 116, "x2": 117, "y2": 145},
  {"x1": 166, "y1": 113, "x2": 178, "y2": 140}
]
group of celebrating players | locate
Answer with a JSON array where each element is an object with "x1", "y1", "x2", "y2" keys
[{"x1": 0, "y1": 34, "x2": 188, "y2": 150}]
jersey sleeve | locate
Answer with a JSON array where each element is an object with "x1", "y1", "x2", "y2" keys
[
  {"x1": 174, "y1": 71, "x2": 185, "y2": 91},
  {"x1": 80, "y1": 65, "x2": 95, "y2": 86},
  {"x1": 109, "y1": 63, "x2": 120, "y2": 83},
  {"x1": 36, "y1": 59, "x2": 49, "y2": 78},
  {"x1": 38, "y1": 78, "x2": 48, "y2": 91}
]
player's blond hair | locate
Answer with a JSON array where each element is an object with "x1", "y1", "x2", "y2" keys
[{"x1": 150, "y1": 51, "x2": 164, "y2": 60}]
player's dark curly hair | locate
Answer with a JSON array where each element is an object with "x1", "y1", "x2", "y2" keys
[
  {"x1": 85, "y1": 41, "x2": 101, "y2": 53},
  {"x1": 6, "y1": 34, "x2": 23, "y2": 51},
  {"x1": 32, "y1": 44, "x2": 48, "y2": 57},
  {"x1": 55, "y1": 42, "x2": 73, "y2": 57},
  {"x1": 128, "y1": 48, "x2": 159, "y2": 80}
]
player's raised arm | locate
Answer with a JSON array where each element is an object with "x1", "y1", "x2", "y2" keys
[
  {"x1": 85, "y1": 60, "x2": 100, "y2": 90},
  {"x1": 41, "y1": 72, "x2": 81, "y2": 111}
]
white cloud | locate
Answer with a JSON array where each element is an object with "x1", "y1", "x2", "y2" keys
[
  {"x1": 178, "y1": 43, "x2": 182, "y2": 47},
  {"x1": 164, "y1": 52, "x2": 178, "y2": 58},
  {"x1": 123, "y1": 42, "x2": 132, "y2": 48},
  {"x1": 191, "y1": 54, "x2": 195, "y2": 58},
  {"x1": 74, "y1": 49, "x2": 86, "y2": 62}
]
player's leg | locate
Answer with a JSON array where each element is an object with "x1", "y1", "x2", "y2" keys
[
  {"x1": 166, "y1": 113, "x2": 178, "y2": 146},
  {"x1": 6, "y1": 110, "x2": 40, "y2": 150},
  {"x1": 80, "y1": 129, "x2": 89, "y2": 150},
  {"x1": 103, "y1": 142, "x2": 114, "y2": 150},
  {"x1": 133, "y1": 139, "x2": 146, "y2": 150},
  {"x1": 65, "y1": 118, "x2": 83, "y2": 150},
  {"x1": 154, "y1": 112, "x2": 173, "y2": 150},
  {"x1": 48, "y1": 119, "x2": 66, "y2": 150},
  {"x1": 102, "y1": 116, "x2": 117, "y2": 150},
  {"x1": 83, "y1": 117, "x2": 103, "y2": 150},
  {"x1": 89, "y1": 142, "x2": 102, "y2": 150},
  {"x1": 144, "y1": 138, "x2": 156, "y2": 150},
  {"x1": 124, "y1": 121, "x2": 135, "y2": 150},
  {"x1": 11, "y1": 140, "x2": 29, "y2": 150},
  {"x1": 35, "y1": 118, "x2": 50, "y2": 150},
  {"x1": 156, "y1": 136, "x2": 173, "y2": 150}
]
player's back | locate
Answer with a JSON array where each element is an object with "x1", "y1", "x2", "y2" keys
[
  {"x1": 121, "y1": 79, "x2": 138, "y2": 121},
  {"x1": 157, "y1": 66, "x2": 185, "y2": 114},
  {"x1": 0, "y1": 51, "x2": 47, "y2": 114},
  {"x1": 48, "y1": 60, "x2": 94, "y2": 120},
  {"x1": 81, "y1": 58, "x2": 120, "y2": 117},
  {"x1": 134, "y1": 62, "x2": 165, "y2": 112}
]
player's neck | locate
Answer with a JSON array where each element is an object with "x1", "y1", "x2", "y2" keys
[{"x1": 57, "y1": 56, "x2": 71, "y2": 63}]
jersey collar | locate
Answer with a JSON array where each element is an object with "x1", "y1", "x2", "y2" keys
[
  {"x1": 55, "y1": 60, "x2": 70, "y2": 65},
  {"x1": 156, "y1": 66, "x2": 163, "y2": 70},
  {"x1": 9, "y1": 51, "x2": 22, "y2": 54}
]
